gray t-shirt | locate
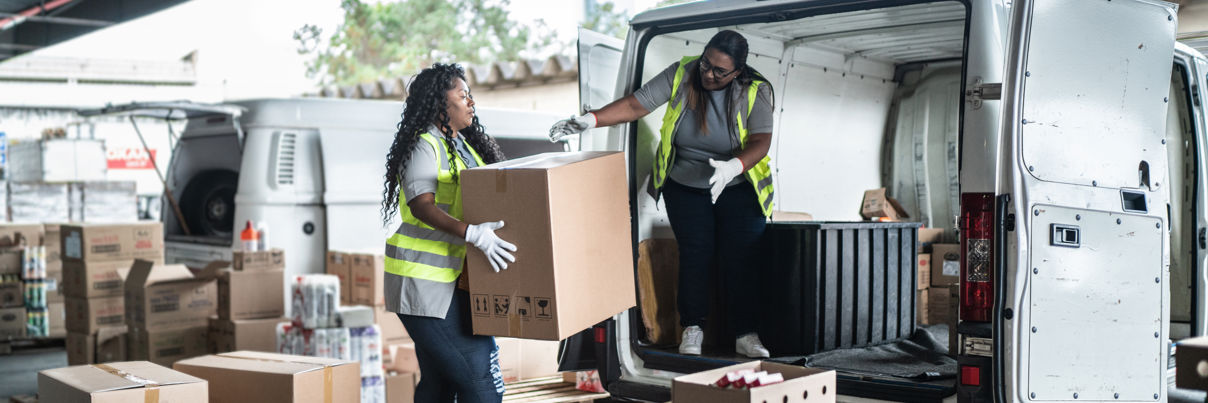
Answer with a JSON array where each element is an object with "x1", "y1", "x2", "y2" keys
[
  {"x1": 633, "y1": 61, "x2": 775, "y2": 189},
  {"x1": 401, "y1": 126, "x2": 481, "y2": 203}
]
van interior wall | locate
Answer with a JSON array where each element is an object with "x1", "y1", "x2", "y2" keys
[
  {"x1": 888, "y1": 63, "x2": 963, "y2": 240},
  {"x1": 165, "y1": 132, "x2": 242, "y2": 238},
  {"x1": 1167, "y1": 64, "x2": 1195, "y2": 330}
]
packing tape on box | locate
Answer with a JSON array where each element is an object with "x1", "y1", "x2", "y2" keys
[
  {"x1": 92, "y1": 364, "x2": 160, "y2": 403},
  {"x1": 219, "y1": 354, "x2": 336, "y2": 403},
  {"x1": 496, "y1": 170, "x2": 507, "y2": 193},
  {"x1": 507, "y1": 292, "x2": 522, "y2": 336}
]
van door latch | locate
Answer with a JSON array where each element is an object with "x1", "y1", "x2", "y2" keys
[
  {"x1": 966, "y1": 81, "x2": 1002, "y2": 110},
  {"x1": 1050, "y1": 224, "x2": 1080, "y2": 248}
]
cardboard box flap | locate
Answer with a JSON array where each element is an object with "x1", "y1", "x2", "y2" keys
[
  {"x1": 472, "y1": 151, "x2": 616, "y2": 170},
  {"x1": 122, "y1": 260, "x2": 196, "y2": 289},
  {"x1": 198, "y1": 261, "x2": 232, "y2": 280},
  {"x1": 219, "y1": 350, "x2": 353, "y2": 367},
  {"x1": 176, "y1": 354, "x2": 323, "y2": 375},
  {"x1": 43, "y1": 361, "x2": 205, "y2": 393}
]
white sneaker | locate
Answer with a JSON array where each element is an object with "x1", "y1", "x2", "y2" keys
[
  {"x1": 679, "y1": 326, "x2": 703, "y2": 355},
  {"x1": 736, "y1": 333, "x2": 770, "y2": 358}
]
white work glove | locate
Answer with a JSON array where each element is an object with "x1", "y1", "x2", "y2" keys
[
  {"x1": 465, "y1": 221, "x2": 517, "y2": 273},
  {"x1": 707, "y1": 158, "x2": 744, "y2": 204},
  {"x1": 548, "y1": 112, "x2": 597, "y2": 142}
]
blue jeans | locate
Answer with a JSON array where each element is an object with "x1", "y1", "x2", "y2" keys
[
  {"x1": 662, "y1": 179, "x2": 766, "y2": 336},
  {"x1": 396, "y1": 289, "x2": 504, "y2": 403}
]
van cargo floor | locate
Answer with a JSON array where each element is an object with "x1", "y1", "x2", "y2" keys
[{"x1": 773, "y1": 324, "x2": 956, "y2": 381}]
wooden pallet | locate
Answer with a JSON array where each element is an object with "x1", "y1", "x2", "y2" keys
[{"x1": 503, "y1": 376, "x2": 610, "y2": 403}]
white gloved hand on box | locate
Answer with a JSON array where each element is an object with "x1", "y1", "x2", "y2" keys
[
  {"x1": 465, "y1": 221, "x2": 517, "y2": 272},
  {"x1": 707, "y1": 158, "x2": 744, "y2": 204},
  {"x1": 548, "y1": 113, "x2": 597, "y2": 142}
]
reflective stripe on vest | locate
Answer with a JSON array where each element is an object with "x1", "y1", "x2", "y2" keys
[
  {"x1": 652, "y1": 55, "x2": 775, "y2": 216},
  {"x1": 384, "y1": 132, "x2": 486, "y2": 283}
]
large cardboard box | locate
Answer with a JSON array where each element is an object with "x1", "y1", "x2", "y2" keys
[
  {"x1": 38, "y1": 360, "x2": 208, "y2": 402},
  {"x1": 122, "y1": 260, "x2": 217, "y2": 330},
  {"x1": 204, "y1": 262, "x2": 285, "y2": 320},
  {"x1": 385, "y1": 371, "x2": 417, "y2": 403},
  {"x1": 66, "y1": 326, "x2": 127, "y2": 365},
  {"x1": 232, "y1": 249, "x2": 285, "y2": 271},
  {"x1": 383, "y1": 342, "x2": 418, "y2": 374},
  {"x1": 63, "y1": 259, "x2": 163, "y2": 298},
  {"x1": 860, "y1": 188, "x2": 908, "y2": 220},
  {"x1": 461, "y1": 152, "x2": 636, "y2": 340},
  {"x1": 326, "y1": 251, "x2": 350, "y2": 305},
  {"x1": 922, "y1": 285, "x2": 956, "y2": 326},
  {"x1": 918, "y1": 227, "x2": 945, "y2": 248},
  {"x1": 0, "y1": 223, "x2": 45, "y2": 246},
  {"x1": 0, "y1": 306, "x2": 25, "y2": 338},
  {"x1": 672, "y1": 361, "x2": 836, "y2": 403},
  {"x1": 348, "y1": 252, "x2": 384, "y2": 307},
  {"x1": 208, "y1": 316, "x2": 281, "y2": 353},
  {"x1": 930, "y1": 244, "x2": 962, "y2": 286},
  {"x1": 61, "y1": 222, "x2": 164, "y2": 263},
  {"x1": 0, "y1": 247, "x2": 22, "y2": 275},
  {"x1": 374, "y1": 305, "x2": 409, "y2": 344},
  {"x1": 127, "y1": 325, "x2": 208, "y2": 367},
  {"x1": 917, "y1": 254, "x2": 931, "y2": 291},
  {"x1": 46, "y1": 224, "x2": 65, "y2": 303},
  {"x1": 173, "y1": 351, "x2": 361, "y2": 403},
  {"x1": 48, "y1": 301, "x2": 66, "y2": 338},
  {"x1": 65, "y1": 295, "x2": 124, "y2": 334},
  {"x1": 0, "y1": 281, "x2": 21, "y2": 307}
]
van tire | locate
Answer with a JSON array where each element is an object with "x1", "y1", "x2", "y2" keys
[{"x1": 179, "y1": 170, "x2": 238, "y2": 238}]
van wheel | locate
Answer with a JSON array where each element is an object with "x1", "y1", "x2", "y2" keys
[{"x1": 179, "y1": 170, "x2": 238, "y2": 238}]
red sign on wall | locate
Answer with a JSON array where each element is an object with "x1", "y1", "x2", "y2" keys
[{"x1": 107, "y1": 147, "x2": 157, "y2": 170}]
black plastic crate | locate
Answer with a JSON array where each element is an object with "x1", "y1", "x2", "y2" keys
[{"x1": 760, "y1": 221, "x2": 919, "y2": 356}]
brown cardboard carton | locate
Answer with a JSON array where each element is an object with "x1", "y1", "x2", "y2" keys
[
  {"x1": 672, "y1": 361, "x2": 836, "y2": 403},
  {"x1": 385, "y1": 371, "x2": 417, "y2": 403},
  {"x1": 63, "y1": 258, "x2": 163, "y2": 298},
  {"x1": 326, "y1": 251, "x2": 350, "y2": 305},
  {"x1": 383, "y1": 342, "x2": 418, "y2": 374},
  {"x1": 127, "y1": 325, "x2": 208, "y2": 367},
  {"x1": 916, "y1": 289, "x2": 928, "y2": 324},
  {"x1": 122, "y1": 260, "x2": 217, "y2": 330},
  {"x1": 930, "y1": 243, "x2": 961, "y2": 286},
  {"x1": 0, "y1": 247, "x2": 22, "y2": 275},
  {"x1": 38, "y1": 360, "x2": 208, "y2": 403},
  {"x1": 0, "y1": 281, "x2": 21, "y2": 307},
  {"x1": 374, "y1": 305, "x2": 409, "y2": 344},
  {"x1": 637, "y1": 238, "x2": 681, "y2": 345},
  {"x1": 232, "y1": 249, "x2": 285, "y2": 271},
  {"x1": 66, "y1": 326, "x2": 127, "y2": 365},
  {"x1": 173, "y1": 351, "x2": 361, "y2": 403},
  {"x1": 1177, "y1": 336, "x2": 1208, "y2": 390},
  {"x1": 462, "y1": 152, "x2": 636, "y2": 340},
  {"x1": 348, "y1": 252, "x2": 385, "y2": 307},
  {"x1": 918, "y1": 227, "x2": 945, "y2": 247},
  {"x1": 925, "y1": 286, "x2": 954, "y2": 326},
  {"x1": 46, "y1": 266, "x2": 64, "y2": 303},
  {"x1": 0, "y1": 306, "x2": 25, "y2": 338},
  {"x1": 859, "y1": 188, "x2": 909, "y2": 220},
  {"x1": 44, "y1": 223, "x2": 62, "y2": 261},
  {"x1": 61, "y1": 222, "x2": 164, "y2": 263},
  {"x1": 48, "y1": 301, "x2": 66, "y2": 338},
  {"x1": 917, "y1": 254, "x2": 931, "y2": 290},
  {"x1": 203, "y1": 261, "x2": 285, "y2": 320},
  {"x1": 0, "y1": 223, "x2": 45, "y2": 246},
  {"x1": 495, "y1": 337, "x2": 561, "y2": 382},
  {"x1": 45, "y1": 224, "x2": 65, "y2": 303},
  {"x1": 208, "y1": 316, "x2": 281, "y2": 353},
  {"x1": 65, "y1": 295, "x2": 124, "y2": 334}
]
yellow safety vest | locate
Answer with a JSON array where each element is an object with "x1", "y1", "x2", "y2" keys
[
  {"x1": 384, "y1": 132, "x2": 486, "y2": 283},
  {"x1": 652, "y1": 55, "x2": 775, "y2": 216}
]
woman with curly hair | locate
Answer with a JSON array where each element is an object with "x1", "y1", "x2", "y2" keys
[{"x1": 382, "y1": 63, "x2": 514, "y2": 403}]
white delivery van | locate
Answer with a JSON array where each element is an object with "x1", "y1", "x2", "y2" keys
[
  {"x1": 561, "y1": 0, "x2": 1208, "y2": 402},
  {"x1": 80, "y1": 98, "x2": 567, "y2": 286}
]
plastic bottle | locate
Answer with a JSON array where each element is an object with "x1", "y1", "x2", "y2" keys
[
  {"x1": 256, "y1": 222, "x2": 269, "y2": 251},
  {"x1": 241, "y1": 220, "x2": 260, "y2": 252}
]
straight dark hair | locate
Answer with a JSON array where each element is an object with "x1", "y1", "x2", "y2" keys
[{"x1": 684, "y1": 30, "x2": 772, "y2": 136}]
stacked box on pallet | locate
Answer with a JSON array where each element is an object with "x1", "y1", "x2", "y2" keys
[
  {"x1": 123, "y1": 260, "x2": 216, "y2": 366},
  {"x1": 61, "y1": 222, "x2": 164, "y2": 364},
  {"x1": 8, "y1": 139, "x2": 107, "y2": 183},
  {"x1": 204, "y1": 249, "x2": 285, "y2": 354},
  {"x1": 9, "y1": 182, "x2": 69, "y2": 223},
  {"x1": 0, "y1": 224, "x2": 47, "y2": 340},
  {"x1": 82, "y1": 181, "x2": 138, "y2": 223}
]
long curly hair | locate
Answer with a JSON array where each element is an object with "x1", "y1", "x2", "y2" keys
[{"x1": 381, "y1": 63, "x2": 505, "y2": 225}]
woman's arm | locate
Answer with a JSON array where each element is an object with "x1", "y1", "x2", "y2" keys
[
  {"x1": 736, "y1": 132, "x2": 771, "y2": 171},
  {"x1": 407, "y1": 193, "x2": 467, "y2": 238},
  {"x1": 591, "y1": 95, "x2": 651, "y2": 127}
]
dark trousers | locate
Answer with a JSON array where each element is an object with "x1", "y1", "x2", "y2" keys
[
  {"x1": 662, "y1": 179, "x2": 766, "y2": 336},
  {"x1": 397, "y1": 289, "x2": 504, "y2": 403}
]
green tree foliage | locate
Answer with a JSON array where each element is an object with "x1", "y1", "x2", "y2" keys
[
  {"x1": 582, "y1": 1, "x2": 629, "y2": 39},
  {"x1": 296, "y1": 0, "x2": 553, "y2": 86}
]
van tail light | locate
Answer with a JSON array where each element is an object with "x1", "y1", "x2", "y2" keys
[{"x1": 960, "y1": 193, "x2": 995, "y2": 322}]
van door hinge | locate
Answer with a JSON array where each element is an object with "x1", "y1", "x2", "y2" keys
[
  {"x1": 1199, "y1": 227, "x2": 1206, "y2": 249},
  {"x1": 965, "y1": 80, "x2": 1002, "y2": 110}
]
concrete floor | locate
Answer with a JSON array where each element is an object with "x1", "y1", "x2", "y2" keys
[{"x1": 0, "y1": 342, "x2": 67, "y2": 400}]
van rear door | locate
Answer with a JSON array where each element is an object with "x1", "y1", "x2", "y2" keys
[
  {"x1": 575, "y1": 27, "x2": 624, "y2": 152},
  {"x1": 995, "y1": 0, "x2": 1176, "y2": 400}
]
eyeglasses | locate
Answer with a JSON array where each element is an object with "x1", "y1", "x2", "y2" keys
[{"x1": 698, "y1": 57, "x2": 738, "y2": 78}]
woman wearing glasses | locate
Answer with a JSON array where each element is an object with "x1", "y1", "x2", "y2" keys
[{"x1": 548, "y1": 30, "x2": 775, "y2": 358}]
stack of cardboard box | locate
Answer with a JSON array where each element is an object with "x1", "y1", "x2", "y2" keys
[
  {"x1": 326, "y1": 251, "x2": 407, "y2": 345},
  {"x1": 204, "y1": 249, "x2": 285, "y2": 354},
  {"x1": 44, "y1": 224, "x2": 66, "y2": 338},
  {"x1": 122, "y1": 260, "x2": 216, "y2": 366},
  {"x1": 0, "y1": 224, "x2": 48, "y2": 340},
  {"x1": 61, "y1": 222, "x2": 163, "y2": 364},
  {"x1": 918, "y1": 240, "x2": 960, "y2": 356}
]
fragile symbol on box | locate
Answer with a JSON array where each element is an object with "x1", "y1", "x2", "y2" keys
[
  {"x1": 472, "y1": 294, "x2": 490, "y2": 316},
  {"x1": 535, "y1": 298, "x2": 552, "y2": 319},
  {"x1": 516, "y1": 297, "x2": 532, "y2": 319},
  {"x1": 492, "y1": 295, "x2": 510, "y2": 317}
]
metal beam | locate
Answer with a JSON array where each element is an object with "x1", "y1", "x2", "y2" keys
[
  {"x1": 0, "y1": 12, "x2": 112, "y2": 27},
  {"x1": 786, "y1": 19, "x2": 964, "y2": 48}
]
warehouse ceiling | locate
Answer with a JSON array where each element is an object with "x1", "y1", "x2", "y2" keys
[{"x1": 0, "y1": 0, "x2": 192, "y2": 62}]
